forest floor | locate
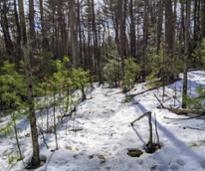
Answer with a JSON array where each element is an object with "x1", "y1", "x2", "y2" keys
[{"x1": 1, "y1": 71, "x2": 205, "y2": 171}]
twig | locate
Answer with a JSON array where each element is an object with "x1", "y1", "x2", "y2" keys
[
  {"x1": 68, "y1": 128, "x2": 83, "y2": 132},
  {"x1": 183, "y1": 126, "x2": 205, "y2": 131},
  {"x1": 154, "y1": 112, "x2": 160, "y2": 145},
  {"x1": 130, "y1": 112, "x2": 151, "y2": 126},
  {"x1": 131, "y1": 124, "x2": 146, "y2": 145},
  {"x1": 38, "y1": 127, "x2": 49, "y2": 149},
  {"x1": 61, "y1": 107, "x2": 76, "y2": 118},
  {"x1": 163, "y1": 115, "x2": 205, "y2": 120},
  {"x1": 130, "y1": 86, "x2": 158, "y2": 97},
  {"x1": 153, "y1": 93, "x2": 165, "y2": 108}
]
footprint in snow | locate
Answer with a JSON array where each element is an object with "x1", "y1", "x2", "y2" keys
[
  {"x1": 169, "y1": 162, "x2": 181, "y2": 171},
  {"x1": 175, "y1": 159, "x2": 185, "y2": 166}
]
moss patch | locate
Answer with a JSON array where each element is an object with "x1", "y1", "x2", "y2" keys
[{"x1": 127, "y1": 148, "x2": 143, "y2": 157}]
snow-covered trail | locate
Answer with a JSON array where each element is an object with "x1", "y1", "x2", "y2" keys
[
  {"x1": 1, "y1": 71, "x2": 205, "y2": 171},
  {"x1": 43, "y1": 83, "x2": 205, "y2": 171},
  {"x1": 47, "y1": 87, "x2": 146, "y2": 171}
]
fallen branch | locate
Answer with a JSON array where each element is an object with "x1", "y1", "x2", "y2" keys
[
  {"x1": 183, "y1": 126, "x2": 205, "y2": 131},
  {"x1": 130, "y1": 123, "x2": 146, "y2": 145},
  {"x1": 154, "y1": 93, "x2": 205, "y2": 116},
  {"x1": 154, "y1": 93, "x2": 166, "y2": 108},
  {"x1": 129, "y1": 78, "x2": 179, "y2": 97},
  {"x1": 131, "y1": 112, "x2": 151, "y2": 126},
  {"x1": 38, "y1": 127, "x2": 49, "y2": 149},
  {"x1": 68, "y1": 128, "x2": 83, "y2": 132},
  {"x1": 129, "y1": 86, "x2": 158, "y2": 97},
  {"x1": 61, "y1": 107, "x2": 76, "y2": 118},
  {"x1": 163, "y1": 115, "x2": 205, "y2": 120},
  {"x1": 164, "y1": 108, "x2": 204, "y2": 115}
]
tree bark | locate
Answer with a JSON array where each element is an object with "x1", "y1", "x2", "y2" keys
[
  {"x1": 91, "y1": 0, "x2": 102, "y2": 83},
  {"x1": 164, "y1": 0, "x2": 174, "y2": 56},
  {"x1": 142, "y1": 0, "x2": 149, "y2": 80},
  {"x1": 12, "y1": 112, "x2": 23, "y2": 160},
  {"x1": 39, "y1": 0, "x2": 49, "y2": 50},
  {"x1": 0, "y1": 0, "x2": 14, "y2": 56},
  {"x1": 29, "y1": 0, "x2": 36, "y2": 46},
  {"x1": 156, "y1": 0, "x2": 163, "y2": 52},
  {"x1": 14, "y1": 0, "x2": 22, "y2": 63},
  {"x1": 182, "y1": 0, "x2": 191, "y2": 108},
  {"x1": 18, "y1": 0, "x2": 40, "y2": 167},
  {"x1": 129, "y1": 0, "x2": 136, "y2": 58},
  {"x1": 201, "y1": 0, "x2": 205, "y2": 37},
  {"x1": 70, "y1": 0, "x2": 79, "y2": 66},
  {"x1": 18, "y1": 0, "x2": 27, "y2": 45}
]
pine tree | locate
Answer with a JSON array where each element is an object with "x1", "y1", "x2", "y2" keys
[
  {"x1": 0, "y1": 61, "x2": 25, "y2": 161},
  {"x1": 122, "y1": 58, "x2": 140, "y2": 92}
]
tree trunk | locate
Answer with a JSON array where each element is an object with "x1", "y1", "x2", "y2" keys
[
  {"x1": 179, "y1": 1, "x2": 185, "y2": 52},
  {"x1": 129, "y1": 0, "x2": 136, "y2": 58},
  {"x1": 18, "y1": 0, "x2": 40, "y2": 167},
  {"x1": 70, "y1": 0, "x2": 79, "y2": 66},
  {"x1": 18, "y1": 0, "x2": 27, "y2": 45},
  {"x1": 12, "y1": 112, "x2": 23, "y2": 160},
  {"x1": 156, "y1": 0, "x2": 163, "y2": 52},
  {"x1": 193, "y1": 0, "x2": 199, "y2": 41},
  {"x1": 29, "y1": 0, "x2": 36, "y2": 47},
  {"x1": 164, "y1": 0, "x2": 174, "y2": 56},
  {"x1": 182, "y1": 0, "x2": 191, "y2": 108},
  {"x1": 77, "y1": 0, "x2": 83, "y2": 67},
  {"x1": 14, "y1": 0, "x2": 22, "y2": 64},
  {"x1": 91, "y1": 0, "x2": 102, "y2": 83},
  {"x1": 142, "y1": 0, "x2": 149, "y2": 80},
  {"x1": 53, "y1": 92, "x2": 58, "y2": 150},
  {"x1": 39, "y1": 0, "x2": 49, "y2": 50},
  {"x1": 201, "y1": 0, "x2": 205, "y2": 37},
  {"x1": 0, "y1": 0, "x2": 14, "y2": 57}
]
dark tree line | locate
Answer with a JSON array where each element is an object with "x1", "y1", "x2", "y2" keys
[{"x1": 1, "y1": 0, "x2": 205, "y2": 75}]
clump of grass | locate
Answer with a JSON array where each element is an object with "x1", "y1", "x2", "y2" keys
[
  {"x1": 123, "y1": 94, "x2": 135, "y2": 103},
  {"x1": 0, "y1": 111, "x2": 27, "y2": 137},
  {"x1": 0, "y1": 123, "x2": 13, "y2": 136},
  {"x1": 8, "y1": 153, "x2": 21, "y2": 165},
  {"x1": 190, "y1": 143, "x2": 199, "y2": 147}
]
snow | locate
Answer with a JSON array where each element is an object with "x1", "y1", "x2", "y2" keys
[{"x1": 1, "y1": 71, "x2": 205, "y2": 171}]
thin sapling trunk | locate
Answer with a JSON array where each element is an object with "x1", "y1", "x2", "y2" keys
[
  {"x1": 53, "y1": 91, "x2": 58, "y2": 150},
  {"x1": 12, "y1": 112, "x2": 23, "y2": 160}
]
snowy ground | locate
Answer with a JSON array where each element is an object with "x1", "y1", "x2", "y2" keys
[{"x1": 1, "y1": 71, "x2": 205, "y2": 171}]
